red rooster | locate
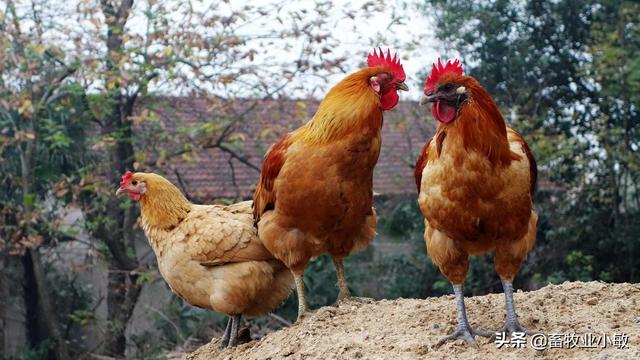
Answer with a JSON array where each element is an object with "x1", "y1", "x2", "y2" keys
[
  {"x1": 415, "y1": 59, "x2": 538, "y2": 347},
  {"x1": 254, "y1": 49, "x2": 408, "y2": 321}
]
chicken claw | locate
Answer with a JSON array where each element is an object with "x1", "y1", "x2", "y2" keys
[
  {"x1": 435, "y1": 326, "x2": 492, "y2": 349},
  {"x1": 491, "y1": 280, "x2": 536, "y2": 339},
  {"x1": 434, "y1": 284, "x2": 491, "y2": 349}
]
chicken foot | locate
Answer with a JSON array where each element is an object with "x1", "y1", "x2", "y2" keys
[
  {"x1": 333, "y1": 257, "x2": 371, "y2": 305},
  {"x1": 294, "y1": 273, "x2": 310, "y2": 322},
  {"x1": 491, "y1": 279, "x2": 534, "y2": 338},
  {"x1": 435, "y1": 284, "x2": 492, "y2": 349}
]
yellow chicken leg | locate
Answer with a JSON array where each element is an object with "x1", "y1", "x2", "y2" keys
[
  {"x1": 294, "y1": 272, "x2": 310, "y2": 322},
  {"x1": 333, "y1": 257, "x2": 351, "y2": 302}
]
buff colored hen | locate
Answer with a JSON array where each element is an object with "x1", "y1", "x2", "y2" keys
[{"x1": 116, "y1": 171, "x2": 292, "y2": 348}]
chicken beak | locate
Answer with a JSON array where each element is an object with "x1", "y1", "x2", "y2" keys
[
  {"x1": 420, "y1": 94, "x2": 437, "y2": 106},
  {"x1": 116, "y1": 187, "x2": 125, "y2": 197},
  {"x1": 396, "y1": 82, "x2": 409, "y2": 92}
]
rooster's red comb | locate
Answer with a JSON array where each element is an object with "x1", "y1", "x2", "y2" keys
[
  {"x1": 424, "y1": 58, "x2": 463, "y2": 94},
  {"x1": 367, "y1": 48, "x2": 406, "y2": 82},
  {"x1": 120, "y1": 171, "x2": 133, "y2": 187}
]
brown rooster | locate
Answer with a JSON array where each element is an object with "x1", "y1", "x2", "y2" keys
[
  {"x1": 415, "y1": 59, "x2": 538, "y2": 347},
  {"x1": 116, "y1": 171, "x2": 293, "y2": 348},
  {"x1": 253, "y1": 49, "x2": 408, "y2": 321}
]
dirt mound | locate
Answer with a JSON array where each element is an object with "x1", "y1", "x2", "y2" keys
[{"x1": 185, "y1": 281, "x2": 639, "y2": 359}]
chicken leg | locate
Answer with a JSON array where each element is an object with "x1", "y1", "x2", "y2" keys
[
  {"x1": 294, "y1": 273, "x2": 310, "y2": 322},
  {"x1": 435, "y1": 284, "x2": 492, "y2": 348},
  {"x1": 492, "y1": 279, "x2": 532, "y2": 337},
  {"x1": 333, "y1": 257, "x2": 351, "y2": 301},
  {"x1": 219, "y1": 317, "x2": 232, "y2": 349},
  {"x1": 227, "y1": 314, "x2": 242, "y2": 347}
]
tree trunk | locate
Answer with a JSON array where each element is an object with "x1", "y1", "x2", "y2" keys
[
  {"x1": 104, "y1": 270, "x2": 141, "y2": 356},
  {"x1": 16, "y1": 103, "x2": 68, "y2": 359},
  {"x1": 100, "y1": 97, "x2": 141, "y2": 356},
  {"x1": 95, "y1": 1, "x2": 142, "y2": 357},
  {"x1": 22, "y1": 249, "x2": 69, "y2": 360}
]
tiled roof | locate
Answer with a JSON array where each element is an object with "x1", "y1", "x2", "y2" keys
[{"x1": 135, "y1": 97, "x2": 435, "y2": 201}]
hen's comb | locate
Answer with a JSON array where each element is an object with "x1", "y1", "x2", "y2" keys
[
  {"x1": 424, "y1": 58, "x2": 463, "y2": 94},
  {"x1": 367, "y1": 48, "x2": 406, "y2": 82},
  {"x1": 120, "y1": 171, "x2": 133, "y2": 187}
]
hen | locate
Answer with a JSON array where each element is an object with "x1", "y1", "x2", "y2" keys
[
  {"x1": 253, "y1": 48, "x2": 408, "y2": 321},
  {"x1": 415, "y1": 59, "x2": 538, "y2": 347},
  {"x1": 116, "y1": 171, "x2": 293, "y2": 347}
]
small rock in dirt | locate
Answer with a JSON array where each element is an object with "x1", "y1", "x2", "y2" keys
[
  {"x1": 586, "y1": 298, "x2": 598, "y2": 305},
  {"x1": 416, "y1": 344, "x2": 429, "y2": 355},
  {"x1": 534, "y1": 299, "x2": 544, "y2": 306}
]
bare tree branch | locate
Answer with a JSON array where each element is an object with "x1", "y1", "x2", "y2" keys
[
  {"x1": 269, "y1": 313, "x2": 292, "y2": 327},
  {"x1": 39, "y1": 66, "x2": 77, "y2": 107},
  {"x1": 173, "y1": 168, "x2": 193, "y2": 201}
]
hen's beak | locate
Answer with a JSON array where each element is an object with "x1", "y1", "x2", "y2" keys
[
  {"x1": 420, "y1": 94, "x2": 438, "y2": 106},
  {"x1": 115, "y1": 187, "x2": 125, "y2": 197},
  {"x1": 396, "y1": 82, "x2": 409, "y2": 92}
]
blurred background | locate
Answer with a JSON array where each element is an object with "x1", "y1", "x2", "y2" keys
[{"x1": 0, "y1": 0, "x2": 638, "y2": 358}]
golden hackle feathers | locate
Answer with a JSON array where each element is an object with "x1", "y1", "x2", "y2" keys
[
  {"x1": 292, "y1": 67, "x2": 386, "y2": 144},
  {"x1": 133, "y1": 172, "x2": 192, "y2": 230}
]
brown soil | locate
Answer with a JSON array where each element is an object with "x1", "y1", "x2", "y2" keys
[{"x1": 184, "y1": 281, "x2": 640, "y2": 359}]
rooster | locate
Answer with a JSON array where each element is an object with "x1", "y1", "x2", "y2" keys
[
  {"x1": 415, "y1": 59, "x2": 538, "y2": 347},
  {"x1": 253, "y1": 48, "x2": 408, "y2": 321},
  {"x1": 116, "y1": 171, "x2": 293, "y2": 348}
]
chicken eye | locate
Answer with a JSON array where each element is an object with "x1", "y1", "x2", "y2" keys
[
  {"x1": 439, "y1": 83, "x2": 454, "y2": 92},
  {"x1": 132, "y1": 180, "x2": 138, "y2": 186}
]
